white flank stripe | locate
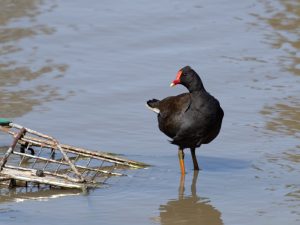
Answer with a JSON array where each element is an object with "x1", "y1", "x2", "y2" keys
[{"x1": 145, "y1": 104, "x2": 160, "y2": 114}]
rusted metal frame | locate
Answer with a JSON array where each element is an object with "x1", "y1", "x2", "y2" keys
[
  {"x1": 25, "y1": 135, "x2": 137, "y2": 167},
  {"x1": 81, "y1": 157, "x2": 92, "y2": 176},
  {"x1": 60, "y1": 145, "x2": 146, "y2": 168},
  {"x1": 1, "y1": 167, "x2": 88, "y2": 189},
  {"x1": 60, "y1": 164, "x2": 122, "y2": 177},
  {"x1": 4, "y1": 165, "x2": 82, "y2": 184},
  {"x1": 72, "y1": 154, "x2": 80, "y2": 164},
  {"x1": 10, "y1": 124, "x2": 85, "y2": 183},
  {"x1": 80, "y1": 157, "x2": 92, "y2": 178},
  {"x1": 103, "y1": 163, "x2": 119, "y2": 183},
  {"x1": 43, "y1": 148, "x2": 56, "y2": 171},
  {"x1": 10, "y1": 123, "x2": 55, "y2": 142},
  {"x1": 0, "y1": 175, "x2": 12, "y2": 182},
  {"x1": 5, "y1": 128, "x2": 147, "y2": 169},
  {"x1": 54, "y1": 158, "x2": 64, "y2": 174},
  {"x1": 55, "y1": 143, "x2": 85, "y2": 182},
  {"x1": 14, "y1": 152, "x2": 123, "y2": 177},
  {"x1": 86, "y1": 157, "x2": 92, "y2": 167},
  {"x1": 0, "y1": 128, "x2": 26, "y2": 171},
  {"x1": 18, "y1": 152, "x2": 27, "y2": 167},
  {"x1": 13, "y1": 152, "x2": 84, "y2": 182},
  {"x1": 6, "y1": 127, "x2": 146, "y2": 168},
  {"x1": 64, "y1": 154, "x2": 80, "y2": 176},
  {"x1": 90, "y1": 158, "x2": 107, "y2": 181},
  {"x1": 22, "y1": 135, "x2": 135, "y2": 168},
  {"x1": 31, "y1": 146, "x2": 43, "y2": 169},
  {"x1": 1, "y1": 123, "x2": 147, "y2": 187}
]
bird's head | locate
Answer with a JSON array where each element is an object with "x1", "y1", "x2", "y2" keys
[{"x1": 170, "y1": 66, "x2": 204, "y2": 92}]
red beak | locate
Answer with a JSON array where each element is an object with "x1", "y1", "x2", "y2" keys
[{"x1": 170, "y1": 70, "x2": 182, "y2": 87}]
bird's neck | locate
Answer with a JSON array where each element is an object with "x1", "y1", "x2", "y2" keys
[{"x1": 186, "y1": 77, "x2": 205, "y2": 93}]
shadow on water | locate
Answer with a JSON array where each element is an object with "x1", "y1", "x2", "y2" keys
[
  {"x1": 0, "y1": 0, "x2": 69, "y2": 118},
  {"x1": 158, "y1": 171, "x2": 223, "y2": 225}
]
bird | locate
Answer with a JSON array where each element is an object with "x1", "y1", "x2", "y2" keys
[{"x1": 146, "y1": 66, "x2": 224, "y2": 175}]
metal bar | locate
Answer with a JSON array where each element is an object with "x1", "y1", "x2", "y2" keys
[
  {"x1": 31, "y1": 146, "x2": 43, "y2": 169},
  {"x1": 4, "y1": 165, "x2": 82, "y2": 183},
  {"x1": 79, "y1": 157, "x2": 92, "y2": 178},
  {"x1": 10, "y1": 123, "x2": 55, "y2": 142},
  {"x1": 13, "y1": 152, "x2": 123, "y2": 176},
  {"x1": 18, "y1": 154, "x2": 26, "y2": 167},
  {"x1": 22, "y1": 136, "x2": 137, "y2": 166},
  {"x1": 1, "y1": 167, "x2": 88, "y2": 189},
  {"x1": 9, "y1": 128, "x2": 87, "y2": 182},
  {"x1": 44, "y1": 148, "x2": 55, "y2": 170},
  {"x1": 65, "y1": 154, "x2": 80, "y2": 176},
  {"x1": 5, "y1": 129, "x2": 148, "y2": 168},
  {"x1": 54, "y1": 158, "x2": 63, "y2": 174},
  {"x1": 0, "y1": 127, "x2": 26, "y2": 171},
  {"x1": 18, "y1": 143, "x2": 31, "y2": 167},
  {"x1": 90, "y1": 159, "x2": 106, "y2": 181},
  {"x1": 86, "y1": 158, "x2": 92, "y2": 167},
  {"x1": 56, "y1": 143, "x2": 85, "y2": 182},
  {"x1": 103, "y1": 164, "x2": 118, "y2": 183},
  {"x1": 0, "y1": 175, "x2": 12, "y2": 181}
]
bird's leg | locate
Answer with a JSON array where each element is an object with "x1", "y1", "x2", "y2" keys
[
  {"x1": 190, "y1": 148, "x2": 199, "y2": 171},
  {"x1": 178, "y1": 148, "x2": 185, "y2": 175}
]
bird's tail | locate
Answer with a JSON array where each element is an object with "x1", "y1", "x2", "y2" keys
[{"x1": 146, "y1": 99, "x2": 160, "y2": 114}]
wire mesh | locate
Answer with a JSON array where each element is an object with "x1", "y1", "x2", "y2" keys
[{"x1": 0, "y1": 123, "x2": 148, "y2": 190}]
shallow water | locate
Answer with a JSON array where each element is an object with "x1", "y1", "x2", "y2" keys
[{"x1": 0, "y1": 0, "x2": 299, "y2": 224}]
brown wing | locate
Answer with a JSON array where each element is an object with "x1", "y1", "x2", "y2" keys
[
  {"x1": 157, "y1": 93, "x2": 191, "y2": 138},
  {"x1": 157, "y1": 93, "x2": 191, "y2": 118}
]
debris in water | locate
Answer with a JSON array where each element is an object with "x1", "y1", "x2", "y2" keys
[{"x1": 0, "y1": 118, "x2": 148, "y2": 191}]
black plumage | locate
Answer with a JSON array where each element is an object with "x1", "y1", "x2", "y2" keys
[{"x1": 146, "y1": 66, "x2": 224, "y2": 174}]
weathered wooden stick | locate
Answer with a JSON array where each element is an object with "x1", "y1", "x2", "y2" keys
[{"x1": 0, "y1": 127, "x2": 26, "y2": 171}]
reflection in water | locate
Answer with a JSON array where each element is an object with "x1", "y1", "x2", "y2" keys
[
  {"x1": 257, "y1": 0, "x2": 300, "y2": 137},
  {"x1": 0, "y1": 185, "x2": 80, "y2": 203},
  {"x1": 0, "y1": 0, "x2": 68, "y2": 118},
  {"x1": 253, "y1": 0, "x2": 300, "y2": 216},
  {"x1": 158, "y1": 172, "x2": 223, "y2": 225},
  {"x1": 255, "y1": 0, "x2": 300, "y2": 215},
  {"x1": 259, "y1": 0, "x2": 300, "y2": 76},
  {"x1": 0, "y1": 0, "x2": 40, "y2": 25},
  {"x1": 261, "y1": 101, "x2": 300, "y2": 138}
]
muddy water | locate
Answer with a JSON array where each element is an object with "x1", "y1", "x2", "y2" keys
[{"x1": 0, "y1": 0, "x2": 299, "y2": 224}]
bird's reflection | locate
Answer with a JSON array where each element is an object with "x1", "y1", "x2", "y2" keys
[{"x1": 158, "y1": 171, "x2": 223, "y2": 225}]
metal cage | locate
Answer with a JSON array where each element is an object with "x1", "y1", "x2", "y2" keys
[{"x1": 0, "y1": 121, "x2": 147, "y2": 190}]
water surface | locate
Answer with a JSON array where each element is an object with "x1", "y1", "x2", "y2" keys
[{"x1": 0, "y1": 0, "x2": 299, "y2": 224}]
